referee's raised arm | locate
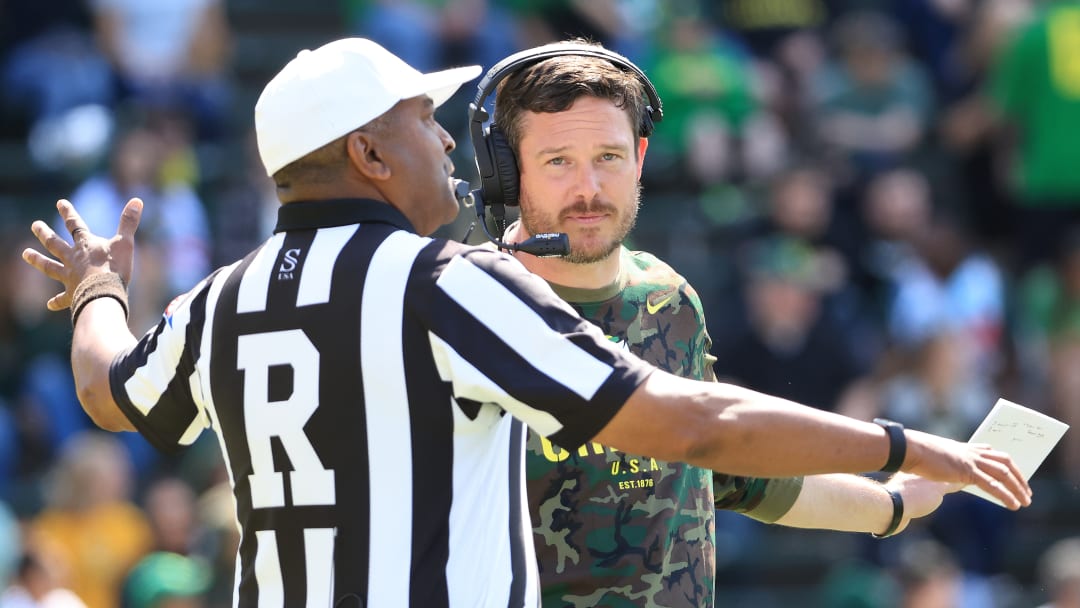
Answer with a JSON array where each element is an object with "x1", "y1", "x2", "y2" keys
[{"x1": 22, "y1": 197, "x2": 141, "y2": 433}]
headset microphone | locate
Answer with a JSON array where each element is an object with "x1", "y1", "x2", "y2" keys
[{"x1": 454, "y1": 179, "x2": 570, "y2": 257}]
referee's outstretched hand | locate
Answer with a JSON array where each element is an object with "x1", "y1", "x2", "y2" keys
[
  {"x1": 21, "y1": 198, "x2": 144, "y2": 312},
  {"x1": 902, "y1": 429, "x2": 1031, "y2": 510}
]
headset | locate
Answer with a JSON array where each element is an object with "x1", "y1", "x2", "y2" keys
[{"x1": 458, "y1": 41, "x2": 664, "y2": 257}]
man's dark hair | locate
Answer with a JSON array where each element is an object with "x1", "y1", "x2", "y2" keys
[{"x1": 493, "y1": 44, "x2": 646, "y2": 160}]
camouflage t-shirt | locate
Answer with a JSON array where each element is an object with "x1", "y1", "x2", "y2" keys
[{"x1": 526, "y1": 248, "x2": 718, "y2": 608}]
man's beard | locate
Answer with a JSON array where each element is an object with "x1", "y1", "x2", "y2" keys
[{"x1": 519, "y1": 183, "x2": 641, "y2": 264}]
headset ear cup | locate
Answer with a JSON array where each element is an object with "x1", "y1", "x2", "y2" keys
[
  {"x1": 478, "y1": 128, "x2": 505, "y2": 209},
  {"x1": 489, "y1": 124, "x2": 521, "y2": 207},
  {"x1": 640, "y1": 108, "x2": 655, "y2": 138}
]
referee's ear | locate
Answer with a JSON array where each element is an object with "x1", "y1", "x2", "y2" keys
[{"x1": 345, "y1": 130, "x2": 391, "y2": 182}]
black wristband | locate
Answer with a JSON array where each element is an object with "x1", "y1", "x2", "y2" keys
[
  {"x1": 873, "y1": 418, "x2": 906, "y2": 473},
  {"x1": 871, "y1": 485, "x2": 904, "y2": 539}
]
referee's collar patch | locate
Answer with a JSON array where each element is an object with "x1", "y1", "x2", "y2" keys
[
  {"x1": 163, "y1": 294, "x2": 184, "y2": 327},
  {"x1": 274, "y1": 198, "x2": 415, "y2": 233}
]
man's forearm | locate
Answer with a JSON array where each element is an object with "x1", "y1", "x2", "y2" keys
[
  {"x1": 773, "y1": 474, "x2": 893, "y2": 534},
  {"x1": 597, "y1": 373, "x2": 894, "y2": 478},
  {"x1": 71, "y1": 298, "x2": 137, "y2": 432}
]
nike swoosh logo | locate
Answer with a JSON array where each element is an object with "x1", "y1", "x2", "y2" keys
[{"x1": 646, "y1": 293, "x2": 676, "y2": 315}]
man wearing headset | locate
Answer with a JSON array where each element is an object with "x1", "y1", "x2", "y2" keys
[{"x1": 472, "y1": 40, "x2": 988, "y2": 607}]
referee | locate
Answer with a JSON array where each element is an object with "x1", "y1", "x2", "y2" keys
[{"x1": 22, "y1": 38, "x2": 1031, "y2": 607}]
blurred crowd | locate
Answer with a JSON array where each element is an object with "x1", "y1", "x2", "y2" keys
[{"x1": 0, "y1": 0, "x2": 1078, "y2": 606}]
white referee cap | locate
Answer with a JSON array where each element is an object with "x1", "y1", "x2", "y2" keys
[{"x1": 255, "y1": 37, "x2": 481, "y2": 176}]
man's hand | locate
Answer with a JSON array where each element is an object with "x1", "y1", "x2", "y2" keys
[
  {"x1": 21, "y1": 198, "x2": 143, "y2": 311},
  {"x1": 883, "y1": 472, "x2": 963, "y2": 535},
  {"x1": 901, "y1": 429, "x2": 1031, "y2": 510}
]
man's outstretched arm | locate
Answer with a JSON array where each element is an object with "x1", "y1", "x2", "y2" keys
[
  {"x1": 594, "y1": 371, "x2": 1031, "y2": 510},
  {"x1": 772, "y1": 473, "x2": 957, "y2": 536}
]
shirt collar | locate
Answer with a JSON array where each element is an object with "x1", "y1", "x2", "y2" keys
[
  {"x1": 274, "y1": 198, "x2": 416, "y2": 234},
  {"x1": 544, "y1": 248, "x2": 631, "y2": 304}
]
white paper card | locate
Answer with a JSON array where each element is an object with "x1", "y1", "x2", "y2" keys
[{"x1": 963, "y1": 398, "x2": 1070, "y2": 507}]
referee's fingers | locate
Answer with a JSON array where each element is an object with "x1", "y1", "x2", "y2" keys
[
  {"x1": 29, "y1": 219, "x2": 71, "y2": 261},
  {"x1": 46, "y1": 291, "x2": 72, "y2": 312},
  {"x1": 57, "y1": 199, "x2": 90, "y2": 242},
  {"x1": 116, "y1": 197, "x2": 143, "y2": 241},
  {"x1": 985, "y1": 447, "x2": 1033, "y2": 500},
  {"x1": 979, "y1": 450, "x2": 1032, "y2": 506},
  {"x1": 21, "y1": 247, "x2": 66, "y2": 284}
]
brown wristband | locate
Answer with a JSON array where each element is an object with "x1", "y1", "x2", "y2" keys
[{"x1": 71, "y1": 272, "x2": 128, "y2": 327}]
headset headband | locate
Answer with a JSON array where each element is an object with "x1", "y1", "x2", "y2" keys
[{"x1": 469, "y1": 42, "x2": 664, "y2": 134}]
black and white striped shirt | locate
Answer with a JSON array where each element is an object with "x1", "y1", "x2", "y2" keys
[{"x1": 110, "y1": 198, "x2": 653, "y2": 607}]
